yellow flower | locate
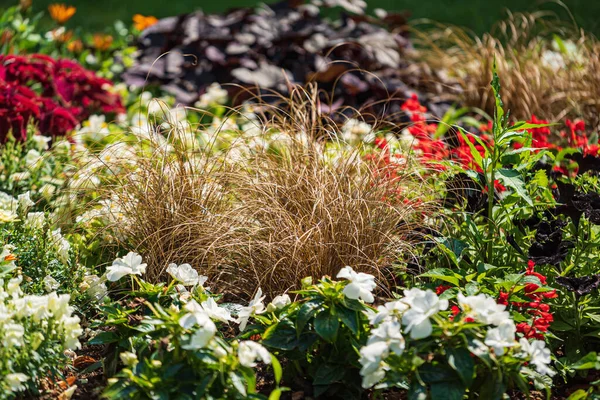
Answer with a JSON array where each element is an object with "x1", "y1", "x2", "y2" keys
[
  {"x1": 48, "y1": 3, "x2": 76, "y2": 25},
  {"x1": 92, "y1": 34, "x2": 113, "y2": 51},
  {"x1": 133, "y1": 14, "x2": 158, "y2": 31}
]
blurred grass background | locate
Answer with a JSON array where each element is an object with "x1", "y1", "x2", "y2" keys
[{"x1": 0, "y1": 0, "x2": 599, "y2": 36}]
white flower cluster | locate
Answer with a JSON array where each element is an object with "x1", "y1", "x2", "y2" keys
[
  {"x1": 347, "y1": 284, "x2": 555, "y2": 389},
  {"x1": 0, "y1": 275, "x2": 82, "y2": 395}
]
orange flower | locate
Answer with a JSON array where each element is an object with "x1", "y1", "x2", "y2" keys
[
  {"x1": 133, "y1": 14, "x2": 158, "y2": 31},
  {"x1": 4, "y1": 254, "x2": 17, "y2": 262},
  {"x1": 48, "y1": 3, "x2": 76, "y2": 25},
  {"x1": 93, "y1": 34, "x2": 113, "y2": 51},
  {"x1": 67, "y1": 39, "x2": 83, "y2": 53}
]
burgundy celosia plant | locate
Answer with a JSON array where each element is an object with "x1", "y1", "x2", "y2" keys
[{"x1": 0, "y1": 54, "x2": 124, "y2": 142}]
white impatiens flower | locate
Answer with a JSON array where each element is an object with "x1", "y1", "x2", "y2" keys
[
  {"x1": 519, "y1": 339, "x2": 555, "y2": 376},
  {"x1": 201, "y1": 297, "x2": 233, "y2": 322},
  {"x1": 401, "y1": 288, "x2": 448, "y2": 339},
  {"x1": 369, "y1": 300, "x2": 409, "y2": 325},
  {"x1": 106, "y1": 252, "x2": 147, "y2": 282},
  {"x1": 484, "y1": 320, "x2": 517, "y2": 356},
  {"x1": 359, "y1": 319, "x2": 404, "y2": 388},
  {"x1": 5, "y1": 373, "x2": 28, "y2": 393},
  {"x1": 266, "y1": 294, "x2": 291, "y2": 312},
  {"x1": 188, "y1": 323, "x2": 218, "y2": 349},
  {"x1": 165, "y1": 263, "x2": 207, "y2": 287},
  {"x1": 179, "y1": 300, "x2": 212, "y2": 329},
  {"x1": 336, "y1": 266, "x2": 377, "y2": 303},
  {"x1": 179, "y1": 301, "x2": 217, "y2": 349},
  {"x1": 457, "y1": 293, "x2": 510, "y2": 326},
  {"x1": 237, "y1": 288, "x2": 266, "y2": 331},
  {"x1": 238, "y1": 341, "x2": 272, "y2": 368}
]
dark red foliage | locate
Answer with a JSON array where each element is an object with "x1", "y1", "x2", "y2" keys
[{"x1": 0, "y1": 54, "x2": 124, "y2": 142}]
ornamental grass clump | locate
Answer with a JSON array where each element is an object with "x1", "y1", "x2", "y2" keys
[
  {"x1": 228, "y1": 90, "x2": 435, "y2": 296},
  {"x1": 96, "y1": 119, "x2": 244, "y2": 285},
  {"x1": 413, "y1": 11, "x2": 600, "y2": 128}
]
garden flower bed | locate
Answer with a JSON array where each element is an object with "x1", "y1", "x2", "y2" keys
[{"x1": 1, "y1": 0, "x2": 600, "y2": 399}]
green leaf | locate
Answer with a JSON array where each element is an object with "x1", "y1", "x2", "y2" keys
[
  {"x1": 430, "y1": 381, "x2": 466, "y2": 400},
  {"x1": 314, "y1": 310, "x2": 339, "y2": 342},
  {"x1": 88, "y1": 331, "x2": 120, "y2": 345},
  {"x1": 262, "y1": 319, "x2": 298, "y2": 350},
  {"x1": 567, "y1": 389, "x2": 590, "y2": 400},
  {"x1": 496, "y1": 169, "x2": 533, "y2": 206},
  {"x1": 338, "y1": 306, "x2": 359, "y2": 335},
  {"x1": 268, "y1": 388, "x2": 283, "y2": 400},
  {"x1": 446, "y1": 348, "x2": 475, "y2": 387},
  {"x1": 420, "y1": 268, "x2": 461, "y2": 286},
  {"x1": 271, "y1": 354, "x2": 283, "y2": 384},
  {"x1": 571, "y1": 352, "x2": 600, "y2": 371},
  {"x1": 230, "y1": 372, "x2": 247, "y2": 396},
  {"x1": 296, "y1": 300, "x2": 321, "y2": 335},
  {"x1": 313, "y1": 363, "x2": 345, "y2": 386},
  {"x1": 458, "y1": 128, "x2": 484, "y2": 170},
  {"x1": 479, "y1": 371, "x2": 506, "y2": 400}
]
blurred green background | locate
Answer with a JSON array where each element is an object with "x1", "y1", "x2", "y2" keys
[{"x1": 0, "y1": 0, "x2": 599, "y2": 35}]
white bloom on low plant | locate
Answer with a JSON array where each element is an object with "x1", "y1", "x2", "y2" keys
[
  {"x1": 484, "y1": 320, "x2": 517, "y2": 356},
  {"x1": 359, "y1": 319, "x2": 404, "y2": 388},
  {"x1": 179, "y1": 300, "x2": 215, "y2": 330},
  {"x1": 17, "y1": 192, "x2": 34, "y2": 210},
  {"x1": 0, "y1": 209, "x2": 18, "y2": 223},
  {"x1": 78, "y1": 115, "x2": 110, "y2": 142},
  {"x1": 519, "y1": 339, "x2": 555, "y2": 376},
  {"x1": 457, "y1": 293, "x2": 510, "y2": 326},
  {"x1": 237, "y1": 288, "x2": 266, "y2": 331},
  {"x1": 43, "y1": 275, "x2": 59, "y2": 292},
  {"x1": 81, "y1": 274, "x2": 108, "y2": 300},
  {"x1": 201, "y1": 297, "x2": 233, "y2": 322},
  {"x1": 369, "y1": 300, "x2": 409, "y2": 325},
  {"x1": 195, "y1": 83, "x2": 229, "y2": 109},
  {"x1": 341, "y1": 119, "x2": 373, "y2": 142},
  {"x1": 5, "y1": 373, "x2": 28, "y2": 393},
  {"x1": 24, "y1": 149, "x2": 43, "y2": 168},
  {"x1": 105, "y1": 252, "x2": 147, "y2": 282},
  {"x1": 401, "y1": 288, "x2": 448, "y2": 339},
  {"x1": 25, "y1": 212, "x2": 45, "y2": 230},
  {"x1": 32, "y1": 134, "x2": 51, "y2": 151},
  {"x1": 238, "y1": 341, "x2": 271, "y2": 368},
  {"x1": 4, "y1": 323, "x2": 24, "y2": 347},
  {"x1": 336, "y1": 266, "x2": 377, "y2": 303},
  {"x1": 50, "y1": 229, "x2": 71, "y2": 263},
  {"x1": 187, "y1": 323, "x2": 218, "y2": 349},
  {"x1": 120, "y1": 351, "x2": 138, "y2": 367},
  {"x1": 266, "y1": 294, "x2": 291, "y2": 312},
  {"x1": 166, "y1": 263, "x2": 207, "y2": 287}
]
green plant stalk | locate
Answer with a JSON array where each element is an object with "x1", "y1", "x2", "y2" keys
[{"x1": 486, "y1": 146, "x2": 497, "y2": 263}]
